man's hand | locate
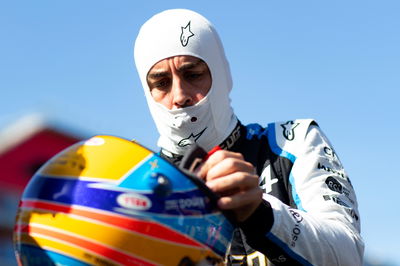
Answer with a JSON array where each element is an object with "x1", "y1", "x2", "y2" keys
[{"x1": 196, "y1": 150, "x2": 262, "y2": 222}]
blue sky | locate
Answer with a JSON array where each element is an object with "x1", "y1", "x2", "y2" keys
[{"x1": 1, "y1": 1, "x2": 399, "y2": 264}]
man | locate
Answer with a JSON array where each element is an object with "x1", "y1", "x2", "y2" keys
[{"x1": 134, "y1": 9, "x2": 364, "y2": 265}]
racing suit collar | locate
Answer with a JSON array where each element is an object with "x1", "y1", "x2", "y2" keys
[{"x1": 160, "y1": 120, "x2": 244, "y2": 163}]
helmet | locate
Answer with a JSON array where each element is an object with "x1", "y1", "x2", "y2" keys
[{"x1": 14, "y1": 135, "x2": 234, "y2": 265}]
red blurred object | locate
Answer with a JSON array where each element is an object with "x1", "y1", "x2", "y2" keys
[
  {"x1": 0, "y1": 114, "x2": 86, "y2": 264},
  {"x1": 0, "y1": 114, "x2": 83, "y2": 192},
  {"x1": 0, "y1": 128, "x2": 80, "y2": 191},
  {"x1": 0, "y1": 114, "x2": 85, "y2": 231}
]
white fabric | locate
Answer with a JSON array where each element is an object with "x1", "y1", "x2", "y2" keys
[
  {"x1": 134, "y1": 9, "x2": 237, "y2": 154},
  {"x1": 263, "y1": 121, "x2": 364, "y2": 265}
]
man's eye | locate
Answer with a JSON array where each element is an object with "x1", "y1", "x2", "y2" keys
[
  {"x1": 154, "y1": 79, "x2": 170, "y2": 88},
  {"x1": 186, "y1": 72, "x2": 203, "y2": 80}
]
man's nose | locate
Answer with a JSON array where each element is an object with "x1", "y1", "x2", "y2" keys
[{"x1": 172, "y1": 78, "x2": 193, "y2": 108}]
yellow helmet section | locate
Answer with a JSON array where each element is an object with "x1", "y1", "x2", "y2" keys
[{"x1": 38, "y1": 136, "x2": 152, "y2": 181}]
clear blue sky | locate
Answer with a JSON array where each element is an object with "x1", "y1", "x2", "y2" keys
[{"x1": 1, "y1": 1, "x2": 399, "y2": 264}]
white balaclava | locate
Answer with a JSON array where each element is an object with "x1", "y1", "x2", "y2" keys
[{"x1": 134, "y1": 9, "x2": 237, "y2": 155}]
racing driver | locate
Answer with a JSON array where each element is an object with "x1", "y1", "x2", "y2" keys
[{"x1": 134, "y1": 8, "x2": 364, "y2": 265}]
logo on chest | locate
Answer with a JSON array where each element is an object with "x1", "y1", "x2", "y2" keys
[{"x1": 280, "y1": 121, "x2": 300, "y2": 141}]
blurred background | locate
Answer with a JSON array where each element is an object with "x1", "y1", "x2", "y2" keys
[{"x1": 1, "y1": 1, "x2": 399, "y2": 265}]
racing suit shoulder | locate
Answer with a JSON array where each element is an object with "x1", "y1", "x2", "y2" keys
[{"x1": 267, "y1": 119, "x2": 317, "y2": 161}]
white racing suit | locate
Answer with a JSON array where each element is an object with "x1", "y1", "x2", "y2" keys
[{"x1": 161, "y1": 119, "x2": 364, "y2": 266}]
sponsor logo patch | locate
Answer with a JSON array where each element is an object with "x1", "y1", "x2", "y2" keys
[
  {"x1": 289, "y1": 209, "x2": 303, "y2": 247},
  {"x1": 325, "y1": 176, "x2": 344, "y2": 193},
  {"x1": 323, "y1": 146, "x2": 342, "y2": 168},
  {"x1": 323, "y1": 194, "x2": 350, "y2": 208},
  {"x1": 165, "y1": 196, "x2": 206, "y2": 211},
  {"x1": 117, "y1": 193, "x2": 151, "y2": 210},
  {"x1": 219, "y1": 125, "x2": 241, "y2": 150},
  {"x1": 280, "y1": 121, "x2": 299, "y2": 141},
  {"x1": 318, "y1": 162, "x2": 347, "y2": 180},
  {"x1": 325, "y1": 176, "x2": 354, "y2": 204},
  {"x1": 346, "y1": 209, "x2": 359, "y2": 221}
]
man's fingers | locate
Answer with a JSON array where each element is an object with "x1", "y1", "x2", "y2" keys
[
  {"x1": 207, "y1": 159, "x2": 254, "y2": 181},
  {"x1": 217, "y1": 188, "x2": 262, "y2": 209},
  {"x1": 194, "y1": 149, "x2": 262, "y2": 221},
  {"x1": 206, "y1": 172, "x2": 259, "y2": 193},
  {"x1": 197, "y1": 150, "x2": 244, "y2": 178}
]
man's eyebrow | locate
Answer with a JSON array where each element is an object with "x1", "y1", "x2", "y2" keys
[
  {"x1": 147, "y1": 70, "x2": 169, "y2": 80},
  {"x1": 177, "y1": 59, "x2": 204, "y2": 72}
]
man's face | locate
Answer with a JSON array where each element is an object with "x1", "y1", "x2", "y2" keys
[{"x1": 146, "y1": 55, "x2": 212, "y2": 110}]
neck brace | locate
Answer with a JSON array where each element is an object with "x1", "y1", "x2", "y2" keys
[{"x1": 134, "y1": 9, "x2": 237, "y2": 155}]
